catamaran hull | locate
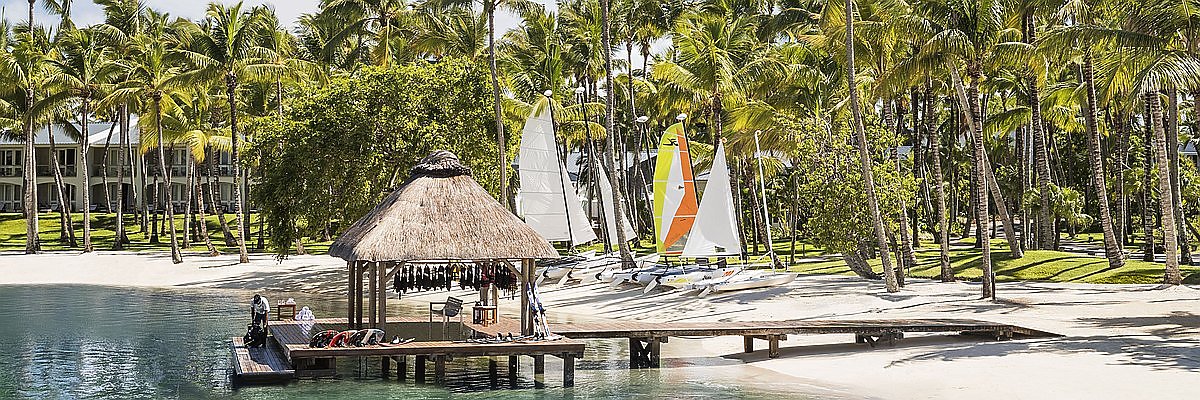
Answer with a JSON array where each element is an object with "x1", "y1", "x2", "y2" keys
[{"x1": 712, "y1": 273, "x2": 796, "y2": 292}]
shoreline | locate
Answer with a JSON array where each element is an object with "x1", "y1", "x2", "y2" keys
[{"x1": 1, "y1": 252, "x2": 1198, "y2": 399}]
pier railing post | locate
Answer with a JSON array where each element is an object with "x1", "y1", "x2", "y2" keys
[
  {"x1": 488, "y1": 357, "x2": 499, "y2": 387},
  {"x1": 398, "y1": 356, "x2": 407, "y2": 381},
  {"x1": 347, "y1": 262, "x2": 355, "y2": 327}
]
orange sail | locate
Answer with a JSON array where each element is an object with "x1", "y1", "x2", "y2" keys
[{"x1": 652, "y1": 122, "x2": 699, "y2": 254}]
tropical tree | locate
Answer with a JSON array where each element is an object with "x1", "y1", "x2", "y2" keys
[
  {"x1": 42, "y1": 25, "x2": 123, "y2": 252},
  {"x1": 182, "y1": 1, "x2": 279, "y2": 264},
  {"x1": 102, "y1": 14, "x2": 189, "y2": 263}
]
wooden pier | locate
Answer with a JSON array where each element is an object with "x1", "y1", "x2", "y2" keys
[
  {"x1": 230, "y1": 336, "x2": 295, "y2": 384},
  {"x1": 439, "y1": 315, "x2": 1057, "y2": 368},
  {"x1": 229, "y1": 318, "x2": 584, "y2": 386}
]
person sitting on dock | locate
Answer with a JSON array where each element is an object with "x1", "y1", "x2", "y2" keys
[{"x1": 251, "y1": 295, "x2": 270, "y2": 328}]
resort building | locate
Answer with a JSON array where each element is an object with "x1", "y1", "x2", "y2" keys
[{"x1": 0, "y1": 118, "x2": 240, "y2": 213}]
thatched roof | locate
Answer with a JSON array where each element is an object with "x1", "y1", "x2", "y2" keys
[{"x1": 330, "y1": 150, "x2": 559, "y2": 262}]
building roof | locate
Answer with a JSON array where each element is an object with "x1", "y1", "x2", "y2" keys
[
  {"x1": 0, "y1": 117, "x2": 142, "y2": 147},
  {"x1": 330, "y1": 150, "x2": 559, "y2": 262}
]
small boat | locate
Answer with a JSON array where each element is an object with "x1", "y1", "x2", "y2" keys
[
  {"x1": 537, "y1": 251, "x2": 598, "y2": 284},
  {"x1": 594, "y1": 254, "x2": 661, "y2": 283},
  {"x1": 708, "y1": 272, "x2": 796, "y2": 294},
  {"x1": 650, "y1": 266, "x2": 743, "y2": 292}
]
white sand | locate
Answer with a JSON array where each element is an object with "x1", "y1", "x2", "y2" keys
[{"x1": 2, "y1": 251, "x2": 1198, "y2": 399}]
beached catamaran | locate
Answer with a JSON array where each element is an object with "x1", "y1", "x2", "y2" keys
[{"x1": 518, "y1": 95, "x2": 636, "y2": 284}]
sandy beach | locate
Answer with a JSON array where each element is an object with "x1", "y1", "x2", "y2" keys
[{"x1": 2, "y1": 251, "x2": 1197, "y2": 399}]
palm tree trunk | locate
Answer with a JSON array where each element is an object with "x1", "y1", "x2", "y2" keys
[
  {"x1": 1148, "y1": 92, "x2": 1182, "y2": 284},
  {"x1": 1142, "y1": 105, "x2": 1156, "y2": 261},
  {"x1": 847, "y1": 0, "x2": 898, "y2": 292},
  {"x1": 1081, "y1": 55, "x2": 1124, "y2": 268},
  {"x1": 485, "y1": 1, "x2": 510, "y2": 211},
  {"x1": 885, "y1": 100, "x2": 917, "y2": 271},
  {"x1": 208, "y1": 155, "x2": 235, "y2": 247},
  {"x1": 195, "y1": 161, "x2": 218, "y2": 256},
  {"x1": 1166, "y1": 87, "x2": 1190, "y2": 265},
  {"x1": 600, "y1": 0, "x2": 633, "y2": 263},
  {"x1": 183, "y1": 152, "x2": 194, "y2": 249},
  {"x1": 80, "y1": 98, "x2": 93, "y2": 252},
  {"x1": 1029, "y1": 83, "x2": 1054, "y2": 249},
  {"x1": 99, "y1": 123, "x2": 115, "y2": 213},
  {"x1": 154, "y1": 97, "x2": 182, "y2": 264},
  {"x1": 1115, "y1": 114, "x2": 1129, "y2": 246},
  {"x1": 150, "y1": 169, "x2": 159, "y2": 244},
  {"x1": 226, "y1": 74, "x2": 250, "y2": 263},
  {"x1": 47, "y1": 125, "x2": 76, "y2": 246},
  {"x1": 114, "y1": 106, "x2": 129, "y2": 249},
  {"x1": 949, "y1": 67, "x2": 993, "y2": 299},
  {"x1": 924, "y1": 82, "x2": 953, "y2": 281}
]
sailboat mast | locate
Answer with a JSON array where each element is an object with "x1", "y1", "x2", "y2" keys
[
  {"x1": 546, "y1": 92, "x2": 578, "y2": 250},
  {"x1": 753, "y1": 130, "x2": 776, "y2": 271}
]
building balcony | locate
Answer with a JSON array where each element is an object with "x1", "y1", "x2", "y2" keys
[
  {"x1": 0, "y1": 166, "x2": 21, "y2": 178},
  {"x1": 35, "y1": 165, "x2": 77, "y2": 178},
  {"x1": 92, "y1": 165, "x2": 134, "y2": 177}
]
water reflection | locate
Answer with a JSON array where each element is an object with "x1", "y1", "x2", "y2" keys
[{"x1": 0, "y1": 285, "x2": 824, "y2": 399}]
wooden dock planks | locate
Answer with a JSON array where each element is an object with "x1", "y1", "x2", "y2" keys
[
  {"x1": 551, "y1": 318, "x2": 1058, "y2": 339},
  {"x1": 230, "y1": 336, "x2": 295, "y2": 384}
]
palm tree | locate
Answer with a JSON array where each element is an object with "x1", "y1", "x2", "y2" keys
[
  {"x1": 845, "y1": 0, "x2": 899, "y2": 293},
  {"x1": 598, "y1": 0, "x2": 633, "y2": 263},
  {"x1": 412, "y1": 8, "x2": 486, "y2": 60},
  {"x1": 182, "y1": 2, "x2": 280, "y2": 264},
  {"x1": 320, "y1": 0, "x2": 416, "y2": 67},
  {"x1": 42, "y1": 26, "x2": 122, "y2": 252},
  {"x1": 423, "y1": 0, "x2": 537, "y2": 209},
  {"x1": 103, "y1": 15, "x2": 189, "y2": 264}
]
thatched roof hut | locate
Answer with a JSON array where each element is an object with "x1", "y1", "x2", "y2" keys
[{"x1": 330, "y1": 150, "x2": 558, "y2": 262}]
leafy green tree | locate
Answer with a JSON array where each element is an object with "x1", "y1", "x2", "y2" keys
[{"x1": 253, "y1": 60, "x2": 501, "y2": 255}]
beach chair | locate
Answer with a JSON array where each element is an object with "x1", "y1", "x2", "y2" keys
[{"x1": 428, "y1": 296, "x2": 464, "y2": 339}]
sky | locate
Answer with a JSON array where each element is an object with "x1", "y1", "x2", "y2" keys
[{"x1": 0, "y1": 0, "x2": 540, "y2": 31}]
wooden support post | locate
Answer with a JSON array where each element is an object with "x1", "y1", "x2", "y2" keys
[
  {"x1": 398, "y1": 356, "x2": 407, "y2": 381},
  {"x1": 520, "y1": 259, "x2": 534, "y2": 336},
  {"x1": 434, "y1": 355, "x2": 446, "y2": 383},
  {"x1": 648, "y1": 337, "x2": 661, "y2": 368},
  {"x1": 355, "y1": 264, "x2": 365, "y2": 329},
  {"x1": 378, "y1": 262, "x2": 387, "y2": 332},
  {"x1": 508, "y1": 355, "x2": 518, "y2": 384},
  {"x1": 415, "y1": 355, "x2": 426, "y2": 383},
  {"x1": 368, "y1": 261, "x2": 377, "y2": 328},
  {"x1": 563, "y1": 354, "x2": 575, "y2": 387},
  {"x1": 768, "y1": 335, "x2": 780, "y2": 359},
  {"x1": 488, "y1": 357, "x2": 499, "y2": 387},
  {"x1": 533, "y1": 355, "x2": 545, "y2": 388},
  {"x1": 382, "y1": 355, "x2": 390, "y2": 378},
  {"x1": 744, "y1": 336, "x2": 754, "y2": 353},
  {"x1": 347, "y1": 262, "x2": 355, "y2": 327}
]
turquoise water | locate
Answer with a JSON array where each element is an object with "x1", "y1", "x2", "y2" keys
[{"x1": 0, "y1": 285, "x2": 827, "y2": 399}]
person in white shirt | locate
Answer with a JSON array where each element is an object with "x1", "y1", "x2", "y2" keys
[{"x1": 251, "y1": 295, "x2": 270, "y2": 327}]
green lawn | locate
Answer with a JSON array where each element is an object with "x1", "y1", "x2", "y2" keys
[
  {"x1": 4, "y1": 212, "x2": 1197, "y2": 284},
  {"x1": 0, "y1": 212, "x2": 331, "y2": 254},
  {"x1": 789, "y1": 238, "x2": 1200, "y2": 285}
]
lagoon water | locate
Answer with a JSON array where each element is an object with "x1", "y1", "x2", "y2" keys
[{"x1": 0, "y1": 285, "x2": 825, "y2": 399}]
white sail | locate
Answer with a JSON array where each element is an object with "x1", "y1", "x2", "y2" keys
[
  {"x1": 518, "y1": 101, "x2": 598, "y2": 245},
  {"x1": 682, "y1": 142, "x2": 741, "y2": 257},
  {"x1": 597, "y1": 163, "x2": 637, "y2": 245}
]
